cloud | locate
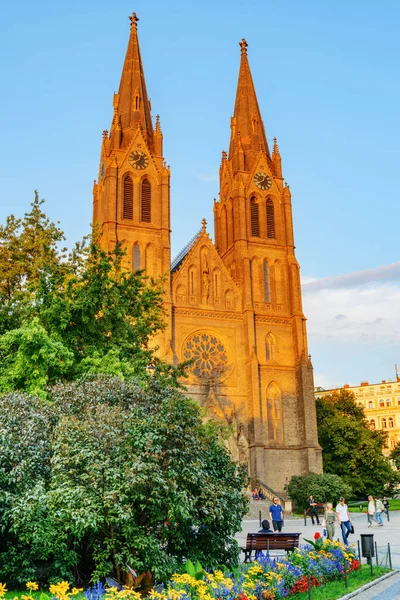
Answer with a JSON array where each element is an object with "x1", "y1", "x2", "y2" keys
[{"x1": 302, "y1": 261, "x2": 400, "y2": 292}]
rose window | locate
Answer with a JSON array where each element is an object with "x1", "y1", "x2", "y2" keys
[{"x1": 183, "y1": 333, "x2": 228, "y2": 380}]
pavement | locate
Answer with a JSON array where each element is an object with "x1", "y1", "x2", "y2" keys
[{"x1": 236, "y1": 508, "x2": 400, "y2": 598}]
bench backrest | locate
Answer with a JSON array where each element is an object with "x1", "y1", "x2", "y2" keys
[{"x1": 245, "y1": 532, "x2": 300, "y2": 551}]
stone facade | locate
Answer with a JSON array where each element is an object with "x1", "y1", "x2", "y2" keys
[{"x1": 92, "y1": 14, "x2": 322, "y2": 494}]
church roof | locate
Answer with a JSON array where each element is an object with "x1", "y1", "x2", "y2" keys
[
  {"x1": 228, "y1": 39, "x2": 270, "y2": 162},
  {"x1": 171, "y1": 229, "x2": 201, "y2": 273},
  {"x1": 115, "y1": 13, "x2": 154, "y2": 147}
]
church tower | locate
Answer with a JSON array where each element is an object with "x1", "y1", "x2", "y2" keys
[
  {"x1": 93, "y1": 13, "x2": 171, "y2": 283},
  {"x1": 214, "y1": 39, "x2": 322, "y2": 486},
  {"x1": 93, "y1": 15, "x2": 322, "y2": 495}
]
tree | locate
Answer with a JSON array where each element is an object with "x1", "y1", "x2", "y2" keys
[
  {"x1": 0, "y1": 195, "x2": 172, "y2": 393},
  {"x1": 0, "y1": 377, "x2": 248, "y2": 584},
  {"x1": 287, "y1": 473, "x2": 352, "y2": 511},
  {"x1": 316, "y1": 389, "x2": 398, "y2": 497},
  {"x1": 390, "y1": 442, "x2": 400, "y2": 469}
]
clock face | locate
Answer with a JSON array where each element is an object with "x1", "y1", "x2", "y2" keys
[
  {"x1": 129, "y1": 151, "x2": 149, "y2": 170},
  {"x1": 254, "y1": 172, "x2": 272, "y2": 190}
]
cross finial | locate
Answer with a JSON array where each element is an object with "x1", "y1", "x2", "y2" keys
[
  {"x1": 239, "y1": 38, "x2": 248, "y2": 55},
  {"x1": 129, "y1": 12, "x2": 139, "y2": 29},
  {"x1": 201, "y1": 218, "x2": 207, "y2": 232},
  {"x1": 102, "y1": 129, "x2": 108, "y2": 139}
]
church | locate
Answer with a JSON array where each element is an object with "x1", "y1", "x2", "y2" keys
[{"x1": 93, "y1": 13, "x2": 322, "y2": 495}]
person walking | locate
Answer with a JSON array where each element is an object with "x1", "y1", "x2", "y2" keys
[
  {"x1": 323, "y1": 502, "x2": 336, "y2": 540},
  {"x1": 269, "y1": 497, "x2": 284, "y2": 532},
  {"x1": 307, "y1": 495, "x2": 320, "y2": 525},
  {"x1": 374, "y1": 497, "x2": 384, "y2": 526},
  {"x1": 383, "y1": 496, "x2": 390, "y2": 516},
  {"x1": 367, "y1": 495, "x2": 379, "y2": 527},
  {"x1": 335, "y1": 497, "x2": 352, "y2": 546}
]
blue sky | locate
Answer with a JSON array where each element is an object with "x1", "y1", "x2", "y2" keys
[{"x1": 1, "y1": 0, "x2": 399, "y2": 387}]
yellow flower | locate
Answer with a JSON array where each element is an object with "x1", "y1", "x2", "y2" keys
[
  {"x1": 167, "y1": 591, "x2": 184, "y2": 600},
  {"x1": 148, "y1": 592, "x2": 166, "y2": 600},
  {"x1": 0, "y1": 583, "x2": 8, "y2": 598},
  {"x1": 26, "y1": 583, "x2": 39, "y2": 592},
  {"x1": 49, "y1": 582, "x2": 70, "y2": 599},
  {"x1": 71, "y1": 589, "x2": 84, "y2": 596},
  {"x1": 21, "y1": 595, "x2": 35, "y2": 600}
]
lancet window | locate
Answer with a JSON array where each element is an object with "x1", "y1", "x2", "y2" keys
[
  {"x1": 123, "y1": 175, "x2": 133, "y2": 219},
  {"x1": 250, "y1": 197, "x2": 260, "y2": 237},
  {"x1": 266, "y1": 198, "x2": 275, "y2": 239},
  {"x1": 141, "y1": 179, "x2": 151, "y2": 222}
]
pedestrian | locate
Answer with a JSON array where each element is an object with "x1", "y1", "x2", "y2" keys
[
  {"x1": 258, "y1": 519, "x2": 273, "y2": 533},
  {"x1": 269, "y1": 497, "x2": 284, "y2": 532},
  {"x1": 307, "y1": 494, "x2": 320, "y2": 525},
  {"x1": 323, "y1": 502, "x2": 336, "y2": 540},
  {"x1": 252, "y1": 488, "x2": 259, "y2": 500},
  {"x1": 367, "y1": 495, "x2": 379, "y2": 527},
  {"x1": 374, "y1": 496, "x2": 384, "y2": 526},
  {"x1": 383, "y1": 496, "x2": 390, "y2": 515},
  {"x1": 258, "y1": 488, "x2": 265, "y2": 500},
  {"x1": 335, "y1": 497, "x2": 352, "y2": 546}
]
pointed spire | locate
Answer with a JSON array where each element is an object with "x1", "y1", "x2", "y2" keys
[
  {"x1": 272, "y1": 136, "x2": 282, "y2": 178},
  {"x1": 228, "y1": 39, "x2": 270, "y2": 167},
  {"x1": 115, "y1": 13, "x2": 154, "y2": 147}
]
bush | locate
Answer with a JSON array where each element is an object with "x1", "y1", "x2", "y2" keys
[
  {"x1": 287, "y1": 472, "x2": 352, "y2": 510},
  {"x1": 0, "y1": 376, "x2": 248, "y2": 584}
]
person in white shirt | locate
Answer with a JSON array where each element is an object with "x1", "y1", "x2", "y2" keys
[
  {"x1": 367, "y1": 495, "x2": 379, "y2": 527},
  {"x1": 335, "y1": 497, "x2": 352, "y2": 545}
]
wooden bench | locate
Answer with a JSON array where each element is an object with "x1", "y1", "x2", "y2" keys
[{"x1": 241, "y1": 532, "x2": 300, "y2": 562}]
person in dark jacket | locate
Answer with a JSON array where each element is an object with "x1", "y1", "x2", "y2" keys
[{"x1": 258, "y1": 519, "x2": 273, "y2": 533}]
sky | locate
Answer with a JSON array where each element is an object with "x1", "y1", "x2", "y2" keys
[{"x1": 1, "y1": 0, "x2": 399, "y2": 388}]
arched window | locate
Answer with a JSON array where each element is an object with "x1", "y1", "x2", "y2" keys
[
  {"x1": 221, "y1": 205, "x2": 228, "y2": 251},
  {"x1": 266, "y1": 198, "x2": 275, "y2": 239},
  {"x1": 141, "y1": 179, "x2": 151, "y2": 222},
  {"x1": 123, "y1": 175, "x2": 133, "y2": 219},
  {"x1": 381, "y1": 418, "x2": 387, "y2": 429},
  {"x1": 250, "y1": 197, "x2": 260, "y2": 237},
  {"x1": 370, "y1": 419, "x2": 376, "y2": 429},
  {"x1": 379, "y1": 399, "x2": 385, "y2": 407},
  {"x1": 368, "y1": 401, "x2": 374, "y2": 409},
  {"x1": 389, "y1": 417, "x2": 394, "y2": 428},
  {"x1": 263, "y1": 260, "x2": 270, "y2": 302},
  {"x1": 386, "y1": 398, "x2": 391, "y2": 406},
  {"x1": 266, "y1": 382, "x2": 283, "y2": 442},
  {"x1": 133, "y1": 243, "x2": 140, "y2": 271},
  {"x1": 265, "y1": 333, "x2": 276, "y2": 361}
]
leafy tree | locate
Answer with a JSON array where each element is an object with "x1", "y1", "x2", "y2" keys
[
  {"x1": 287, "y1": 473, "x2": 352, "y2": 511},
  {"x1": 390, "y1": 442, "x2": 400, "y2": 469},
  {"x1": 0, "y1": 195, "x2": 173, "y2": 392},
  {"x1": 0, "y1": 377, "x2": 248, "y2": 584},
  {"x1": 0, "y1": 318, "x2": 73, "y2": 398},
  {"x1": 316, "y1": 389, "x2": 398, "y2": 497}
]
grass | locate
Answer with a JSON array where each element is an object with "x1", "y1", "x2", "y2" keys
[
  {"x1": 348, "y1": 498, "x2": 400, "y2": 513},
  {"x1": 290, "y1": 565, "x2": 390, "y2": 599}
]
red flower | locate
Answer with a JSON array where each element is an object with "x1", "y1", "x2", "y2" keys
[{"x1": 314, "y1": 531, "x2": 321, "y2": 540}]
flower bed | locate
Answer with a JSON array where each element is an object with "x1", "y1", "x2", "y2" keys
[{"x1": 0, "y1": 539, "x2": 361, "y2": 600}]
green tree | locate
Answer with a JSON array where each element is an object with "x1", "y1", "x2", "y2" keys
[
  {"x1": 0, "y1": 318, "x2": 73, "y2": 398},
  {"x1": 287, "y1": 472, "x2": 352, "y2": 511},
  {"x1": 0, "y1": 195, "x2": 173, "y2": 392},
  {"x1": 316, "y1": 389, "x2": 398, "y2": 497},
  {"x1": 0, "y1": 377, "x2": 248, "y2": 584},
  {"x1": 390, "y1": 442, "x2": 400, "y2": 469}
]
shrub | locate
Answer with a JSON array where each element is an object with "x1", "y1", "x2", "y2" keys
[{"x1": 287, "y1": 472, "x2": 352, "y2": 510}]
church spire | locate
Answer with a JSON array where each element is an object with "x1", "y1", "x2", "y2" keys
[
  {"x1": 228, "y1": 39, "x2": 270, "y2": 167},
  {"x1": 114, "y1": 12, "x2": 154, "y2": 148}
]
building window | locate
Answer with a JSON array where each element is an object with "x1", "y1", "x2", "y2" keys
[
  {"x1": 389, "y1": 417, "x2": 394, "y2": 428},
  {"x1": 368, "y1": 401, "x2": 373, "y2": 409},
  {"x1": 263, "y1": 260, "x2": 270, "y2": 302},
  {"x1": 369, "y1": 419, "x2": 376, "y2": 429},
  {"x1": 266, "y1": 198, "x2": 275, "y2": 239},
  {"x1": 265, "y1": 333, "x2": 276, "y2": 361},
  {"x1": 379, "y1": 399, "x2": 385, "y2": 408},
  {"x1": 250, "y1": 197, "x2": 260, "y2": 237},
  {"x1": 386, "y1": 399, "x2": 391, "y2": 407},
  {"x1": 266, "y1": 383, "x2": 283, "y2": 442},
  {"x1": 133, "y1": 243, "x2": 140, "y2": 271},
  {"x1": 381, "y1": 418, "x2": 387, "y2": 429},
  {"x1": 123, "y1": 175, "x2": 133, "y2": 219},
  {"x1": 141, "y1": 179, "x2": 151, "y2": 222}
]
